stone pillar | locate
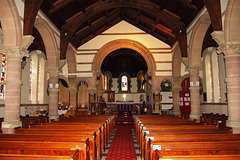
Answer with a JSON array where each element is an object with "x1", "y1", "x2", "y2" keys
[
  {"x1": 218, "y1": 42, "x2": 240, "y2": 133},
  {"x1": 188, "y1": 65, "x2": 202, "y2": 121},
  {"x1": 172, "y1": 76, "x2": 181, "y2": 116},
  {"x1": 68, "y1": 88, "x2": 78, "y2": 107},
  {"x1": 68, "y1": 76, "x2": 78, "y2": 107},
  {"x1": 172, "y1": 88, "x2": 181, "y2": 116},
  {"x1": 47, "y1": 67, "x2": 60, "y2": 121},
  {"x1": 212, "y1": 31, "x2": 240, "y2": 133},
  {"x1": 1, "y1": 35, "x2": 34, "y2": 133}
]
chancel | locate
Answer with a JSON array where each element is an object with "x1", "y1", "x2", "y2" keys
[{"x1": 0, "y1": 0, "x2": 240, "y2": 159}]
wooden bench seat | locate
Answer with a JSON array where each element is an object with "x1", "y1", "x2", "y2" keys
[
  {"x1": 149, "y1": 140, "x2": 240, "y2": 159},
  {"x1": 0, "y1": 133, "x2": 97, "y2": 160},
  {"x1": 0, "y1": 140, "x2": 89, "y2": 160},
  {"x1": 0, "y1": 153, "x2": 79, "y2": 160},
  {"x1": 133, "y1": 115, "x2": 239, "y2": 160},
  {"x1": 156, "y1": 154, "x2": 240, "y2": 160}
]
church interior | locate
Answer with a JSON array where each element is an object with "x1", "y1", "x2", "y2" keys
[{"x1": 0, "y1": 0, "x2": 240, "y2": 159}]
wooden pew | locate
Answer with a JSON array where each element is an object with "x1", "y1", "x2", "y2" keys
[
  {"x1": 0, "y1": 139, "x2": 90, "y2": 160},
  {"x1": 145, "y1": 133, "x2": 240, "y2": 160},
  {"x1": 150, "y1": 140, "x2": 240, "y2": 160},
  {"x1": 156, "y1": 153, "x2": 240, "y2": 160},
  {"x1": 133, "y1": 115, "x2": 237, "y2": 160},
  {"x1": 0, "y1": 153, "x2": 79, "y2": 160},
  {"x1": 15, "y1": 125, "x2": 103, "y2": 159},
  {"x1": 0, "y1": 133, "x2": 97, "y2": 160}
]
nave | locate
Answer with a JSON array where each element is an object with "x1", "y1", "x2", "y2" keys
[{"x1": 1, "y1": 112, "x2": 240, "y2": 160}]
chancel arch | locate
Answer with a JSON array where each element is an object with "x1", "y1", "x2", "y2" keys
[{"x1": 92, "y1": 39, "x2": 156, "y2": 77}]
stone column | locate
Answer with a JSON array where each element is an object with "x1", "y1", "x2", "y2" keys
[
  {"x1": 218, "y1": 42, "x2": 240, "y2": 133},
  {"x1": 47, "y1": 67, "x2": 60, "y2": 121},
  {"x1": 68, "y1": 76, "x2": 78, "y2": 107},
  {"x1": 188, "y1": 65, "x2": 202, "y2": 121},
  {"x1": 68, "y1": 88, "x2": 78, "y2": 107},
  {"x1": 172, "y1": 87, "x2": 181, "y2": 116},
  {"x1": 212, "y1": 31, "x2": 240, "y2": 133},
  {"x1": 172, "y1": 76, "x2": 181, "y2": 116},
  {"x1": 1, "y1": 35, "x2": 34, "y2": 133}
]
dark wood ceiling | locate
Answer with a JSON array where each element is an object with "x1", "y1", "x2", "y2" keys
[{"x1": 39, "y1": 0, "x2": 205, "y2": 59}]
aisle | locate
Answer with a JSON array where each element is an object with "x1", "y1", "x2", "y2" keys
[{"x1": 106, "y1": 125, "x2": 137, "y2": 160}]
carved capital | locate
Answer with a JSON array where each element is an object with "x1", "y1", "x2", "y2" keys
[
  {"x1": 46, "y1": 67, "x2": 60, "y2": 77},
  {"x1": 88, "y1": 88, "x2": 97, "y2": 95},
  {"x1": 0, "y1": 47, "x2": 28, "y2": 60},
  {"x1": 211, "y1": 31, "x2": 224, "y2": 45},
  {"x1": 217, "y1": 42, "x2": 240, "y2": 56},
  {"x1": 187, "y1": 65, "x2": 202, "y2": 74},
  {"x1": 68, "y1": 88, "x2": 78, "y2": 94}
]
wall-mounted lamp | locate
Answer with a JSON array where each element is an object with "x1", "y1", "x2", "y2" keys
[
  {"x1": 55, "y1": 84, "x2": 59, "y2": 89},
  {"x1": 196, "y1": 81, "x2": 200, "y2": 87},
  {"x1": 190, "y1": 81, "x2": 194, "y2": 87},
  {"x1": 49, "y1": 84, "x2": 53, "y2": 88}
]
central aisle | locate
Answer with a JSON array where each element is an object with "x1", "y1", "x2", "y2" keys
[{"x1": 106, "y1": 125, "x2": 137, "y2": 160}]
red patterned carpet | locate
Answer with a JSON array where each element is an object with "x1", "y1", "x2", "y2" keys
[{"x1": 106, "y1": 125, "x2": 137, "y2": 160}]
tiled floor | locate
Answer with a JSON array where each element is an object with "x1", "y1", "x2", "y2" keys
[{"x1": 101, "y1": 127, "x2": 141, "y2": 160}]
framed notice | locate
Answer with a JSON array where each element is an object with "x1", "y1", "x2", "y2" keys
[{"x1": 108, "y1": 91, "x2": 115, "y2": 102}]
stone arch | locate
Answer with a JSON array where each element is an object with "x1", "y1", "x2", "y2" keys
[
  {"x1": 0, "y1": 0, "x2": 22, "y2": 47},
  {"x1": 224, "y1": 0, "x2": 240, "y2": 42},
  {"x1": 189, "y1": 14, "x2": 211, "y2": 65},
  {"x1": 92, "y1": 39, "x2": 156, "y2": 77},
  {"x1": 34, "y1": 18, "x2": 59, "y2": 67}
]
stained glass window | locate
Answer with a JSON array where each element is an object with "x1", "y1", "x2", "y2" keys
[
  {"x1": 104, "y1": 75, "x2": 108, "y2": 90},
  {"x1": 121, "y1": 76, "x2": 128, "y2": 91},
  {"x1": 0, "y1": 53, "x2": 6, "y2": 99},
  {"x1": 29, "y1": 56, "x2": 32, "y2": 100}
]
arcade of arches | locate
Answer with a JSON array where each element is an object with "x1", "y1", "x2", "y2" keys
[{"x1": 0, "y1": 0, "x2": 240, "y2": 134}]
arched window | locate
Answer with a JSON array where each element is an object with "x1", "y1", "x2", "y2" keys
[
  {"x1": 118, "y1": 72, "x2": 131, "y2": 93},
  {"x1": 29, "y1": 51, "x2": 46, "y2": 103},
  {"x1": 121, "y1": 76, "x2": 128, "y2": 91},
  {"x1": 104, "y1": 71, "x2": 112, "y2": 91},
  {"x1": 203, "y1": 48, "x2": 224, "y2": 102}
]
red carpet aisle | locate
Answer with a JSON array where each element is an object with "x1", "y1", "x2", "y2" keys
[{"x1": 106, "y1": 125, "x2": 137, "y2": 160}]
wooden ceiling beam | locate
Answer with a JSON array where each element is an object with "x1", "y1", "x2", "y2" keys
[
  {"x1": 60, "y1": 0, "x2": 185, "y2": 59},
  {"x1": 24, "y1": 0, "x2": 43, "y2": 35},
  {"x1": 87, "y1": 19, "x2": 96, "y2": 35},
  {"x1": 175, "y1": 0, "x2": 197, "y2": 10},
  {"x1": 203, "y1": 0, "x2": 222, "y2": 31},
  {"x1": 49, "y1": 0, "x2": 74, "y2": 14},
  {"x1": 126, "y1": 8, "x2": 175, "y2": 37},
  {"x1": 123, "y1": 16, "x2": 171, "y2": 46}
]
